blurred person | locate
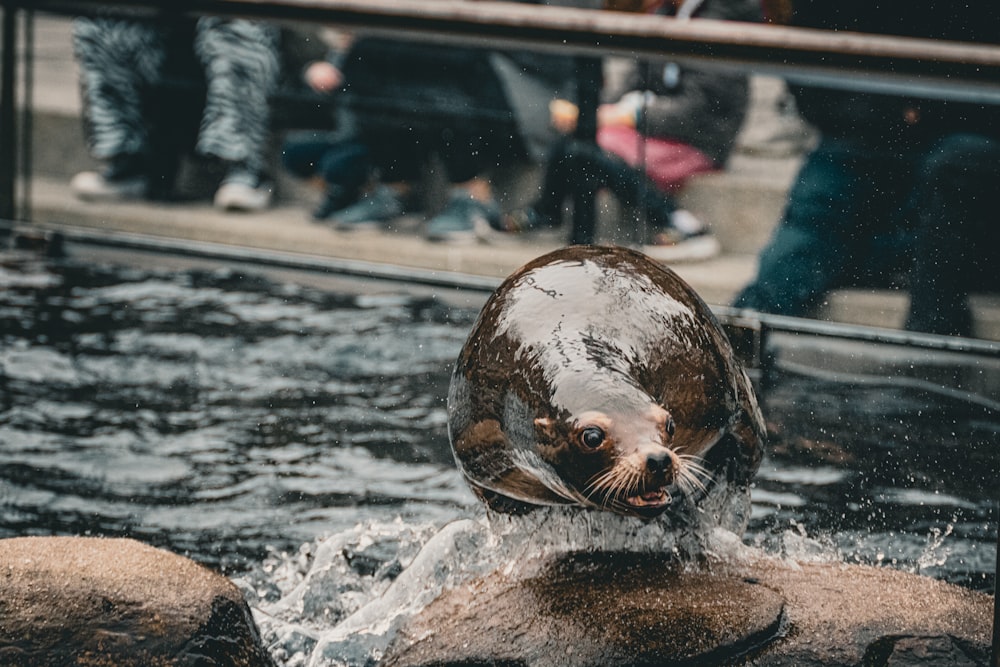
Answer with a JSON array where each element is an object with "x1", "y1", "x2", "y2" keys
[
  {"x1": 732, "y1": 0, "x2": 1000, "y2": 336},
  {"x1": 281, "y1": 37, "x2": 374, "y2": 221},
  {"x1": 479, "y1": 0, "x2": 761, "y2": 262},
  {"x1": 70, "y1": 16, "x2": 280, "y2": 212},
  {"x1": 310, "y1": 1, "x2": 580, "y2": 243}
]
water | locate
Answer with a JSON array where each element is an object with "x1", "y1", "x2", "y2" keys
[
  {"x1": 2, "y1": 251, "x2": 997, "y2": 663},
  {"x1": 0, "y1": 254, "x2": 478, "y2": 572}
]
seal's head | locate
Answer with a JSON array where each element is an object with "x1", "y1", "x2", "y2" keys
[
  {"x1": 532, "y1": 403, "x2": 709, "y2": 519},
  {"x1": 448, "y1": 246, "x2": 764, "y2": 523}
]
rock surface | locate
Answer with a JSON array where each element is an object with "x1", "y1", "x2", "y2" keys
[
  {"x1": 383, "y1": 552, "x2": 993, "y2": 667},
  {"x1": 749, "y1": 560, "x2": 992, "y2": 666},
  {"x1": 384, "y1": 551, "x2": 787, "y2": 667},
  {"x1": 0, "y1": 536, "x2": 275, "y2": 667}
]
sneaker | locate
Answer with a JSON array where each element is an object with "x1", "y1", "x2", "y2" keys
[
  {"x1": 426, "y1": 193, "x2": 501, "y2": 244},
  {"x1": 669, "y1": 209, "x2": 706, "y2": 236},
  {"x1": 330, "y1": 185, "x2": 404, "y2": 230},
  {"x1": 641, "y1": 227, "x2": 721, "y2": 263},
  {"x1": 474, "y1": 205, "x2": 558, "y2": 243},
  {"x1": 311, "y1": 185, "x2": 359, "y2": 221},
  {"x1": 70, "y1": 153, "x2": 149, "y2": 202},
  {"x1": 214, "y1": 166, "x2": 273, "y2": 212}
]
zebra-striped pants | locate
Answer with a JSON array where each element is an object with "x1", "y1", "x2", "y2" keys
[{"x1": 73, "y1": 17, "x2": 280, "y2": 175}]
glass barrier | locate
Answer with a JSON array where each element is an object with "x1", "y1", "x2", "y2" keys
[{"x1": 3, "y1": 0, "x2": 1000, "y2": 345}]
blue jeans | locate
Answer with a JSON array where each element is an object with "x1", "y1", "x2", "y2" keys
[
  {"x1": 281, "y1": 136, "x2": 369, "y2": 192},
  {"x1": 733, "y1": 132, "x2": 1000, "y2": 336}
]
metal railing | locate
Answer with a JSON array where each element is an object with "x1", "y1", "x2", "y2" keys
[
  {"x1": 5, "y1": 0, "x2": 1000, "y2": 222},
  {"x1": 8, "y1": 0, "x2": 1000, "y2": 98}
]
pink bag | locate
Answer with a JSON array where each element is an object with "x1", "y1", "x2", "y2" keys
[{"x1": 597, "y1": 124, "x2": 716, "y2": 192}]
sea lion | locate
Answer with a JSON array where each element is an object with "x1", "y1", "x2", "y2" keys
[{"x1": 447, "y1": 245, "x2": 764, "y2": 522}]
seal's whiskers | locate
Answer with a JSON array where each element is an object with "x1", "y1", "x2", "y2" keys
[
  {"x1": 585, "y1": 465, "x2": 642, "y2": 508},
  {"x1": 675, "y1": 454, "x2": 712, "y2": 497}
]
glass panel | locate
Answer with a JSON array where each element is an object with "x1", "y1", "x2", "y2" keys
[{"x1": 20, "y1": 2, "x2": 1000, "y2": 342}]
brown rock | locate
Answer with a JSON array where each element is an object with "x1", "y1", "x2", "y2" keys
[
  {"x1": 384, "y1": 552, "x2": 787, "y2": 667},
  {"x1": 0, "y1": 536, "x2": 275, "y2": 667},
  {"x1": 863, "y1": 635, "x2": 986, "y2": 666},
  {"x1": 748, "y1": 560, "x2": 992, "y2": 666},
  {"x1": 382, "y1": 553, "x2": 993, "y2": 667}
]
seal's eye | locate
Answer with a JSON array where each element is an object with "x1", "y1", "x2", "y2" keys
[
  {"x1": 580, "y1": 427, "x2": 605, "y2": 449},
  {"x1": 666, "y1": 418, "x2": 676, "y2": 437}
]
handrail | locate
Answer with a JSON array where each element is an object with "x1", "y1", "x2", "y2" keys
[{"x1": 10, "y1": 0, "x2": 1000, "y2": 103}]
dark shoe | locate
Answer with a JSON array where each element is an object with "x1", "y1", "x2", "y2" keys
[
  {"x1": 331, "y1": 185, "x2": 404, "y2": 230},
  {"x1": 503, "y1": 206, "x2": 558, "y2": 233},
  {"x1": 474, "y1": 205, "x2": 558, "y2": 243},
  {"x1": 214, "y1": 164, "x2": 273, "y2": 212},
  {"x1": 426, "y1": 193, "x2": 501, "y2": 244},
  {"x1": 70, "y1": 153, "x2": 149, "y2": 202},
  {"x1": 640, "y1": 210, "x2": 720, "y2": 263},
  {"x1": 311, "y1": 185, "x2": 359, "y2": 221}
]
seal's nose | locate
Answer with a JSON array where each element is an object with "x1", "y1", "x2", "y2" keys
[{"x1": 645, "y1": 450, "x2": 672, "y2": 477}]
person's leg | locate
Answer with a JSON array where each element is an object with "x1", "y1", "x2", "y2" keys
[
  {"x1": 423, "y1": 55, "x2": 531, "y2": 244},
  {"x1": 733, "y1": 136, "x2": 901, "y2": 317},
  {"x1": 312, "y1": 140, "x2": 371, "y2": 220},
  {"x1": 314, "y1": 141, "x2": 369, "y2": 190},
  {"x1": 543, "y1": 138, "x2": 721, "y2": 261},
  {"x1": 536, "y1": 137, "x2": 680, "y2": 222},
  {"x1": 567, "y1": 139, "x2": 682, "y2": 229},
  {"x1": 904, "y1": 133, "x2": 1000, "y2": 336},
  {"x1": 425, "y1": 122, "x2": 519, "y2": 243},
  {"x1": 480, "y1": 136, "x2": 672, "y2": 241},
  {"x1": 70, "y1": 17, "x2": 165, "y2": 199},
  {"x1": 323, "y1": 126, "x2": 421, "y2": 229},
  {"x1": 281, "y1": 137, "x2": 335, "y2": 180},
  {"x1": 490, "y1": 136, "x2": 577, "y2": 235},
  {"x1": 530, "y1": 136, "x2": 576, "y2": 221},
  {"x1": 193, "y1": 17, "x2": 280, "y2": 210},
  {"x1": 281, "y1": 136, "x2": 371, "y2": 219},
  {"x1": 365, "y1": 123, "x2": 426, "y2": 189}
]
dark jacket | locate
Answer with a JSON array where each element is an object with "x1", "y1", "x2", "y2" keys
[
  {"x1": 788, "y1": 0, "x2": 1000, "y2": 144},
  {"x1": 609, "y1": 0, "x2": 762, "y2": 165},
  {"x1": 338, "y1": 0, "x2": 584, "y2": 163}
]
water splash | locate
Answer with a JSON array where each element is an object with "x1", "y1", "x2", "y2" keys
[
  {"x1": 246, "y1": 476, "x2": 760, "y2": 667},
  {"x1": 246, "y1": 518, "x2": 491, "y2": 667},
  {"x1": 915, "y1": 523, "x2": 955, "y2": 575}
]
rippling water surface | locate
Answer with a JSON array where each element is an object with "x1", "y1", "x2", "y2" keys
[
  {"x1": 1, "y1": 255, "x2": 476, "y2": 572},
  {"x1": 1, "y1": 251, "x2": 996, "y2": 595}
]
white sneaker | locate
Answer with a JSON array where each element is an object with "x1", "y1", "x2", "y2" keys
[
  {"x1": 70, "y1": 170, "x2": 148, "y2": 202},
  {"x1": 641, "y1": 231, "x2": 721, "y2": 263},
  {"x1": 640, "y1": 208, "x2": 721, "y2": 263},
  {"x1": 669, "y1": 209, "x2": 706, "y2": 236},
  {"x1": 214, "y1": 169, "x2": 272, "y2": 212}
]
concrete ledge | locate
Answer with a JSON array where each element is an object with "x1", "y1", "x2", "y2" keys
[
  {"x1": 25, "y1": 176, "x2": 1000, "y2": 340},
  {"x1": 25, "y1": 176, "x2": 758, "y2": 307}
]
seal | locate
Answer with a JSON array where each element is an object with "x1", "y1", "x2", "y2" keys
[{"x1": 447, "y1": 245, "x2": 764, "y2": 521}]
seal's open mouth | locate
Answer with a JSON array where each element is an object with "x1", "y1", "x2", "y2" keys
[{"x1": 624, "y1": 488, "x2": 671, "y2": 516}]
